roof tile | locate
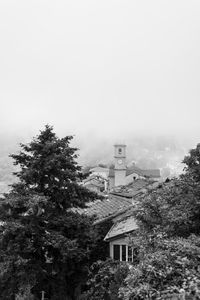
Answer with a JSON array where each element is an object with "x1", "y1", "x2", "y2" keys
[{"x1": 104, "y1": 216, "x2": 138, "y2": 241}]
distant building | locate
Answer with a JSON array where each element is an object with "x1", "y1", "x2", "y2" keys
[
  {"x1": 108, "y1": 144, "x2": 161, "y2": 189},
  {"x1": 87, "y1": 145, "x2": 161, "y2": 190},
  {"x1": 82, "y1": 174, "x2": 108, "y2": 193},
  {"x1": 89, "y1": 166, "x2": 109, "y2": 179}
]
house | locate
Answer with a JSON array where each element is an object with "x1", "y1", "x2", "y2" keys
[
  {"x1": 104, "y1": 214, "x2": 138, "y2": 262},
  {"x1": 76, "y1": 179, "x2": 160, "y2": 261},
  {"x1": 82, "y1": 174, "x2": 108, "y2": 194},
  {"x1": 89, "y1": 166, "x2": 110, "y2": 179}
]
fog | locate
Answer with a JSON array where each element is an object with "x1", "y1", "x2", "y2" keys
[{"x1": 0, "y1": 0, "x2": 200, "y2": 184}]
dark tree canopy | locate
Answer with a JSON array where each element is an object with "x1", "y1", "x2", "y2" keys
[
  {"x1": 10, "y1": 125, "x2": 96, "y2": 209},
  {"x1": 133, "y1": 176, "x2": 200, "y2": 238},
  {"x1": 0, "y1": 125, "x2": 102, "y2": 300}
]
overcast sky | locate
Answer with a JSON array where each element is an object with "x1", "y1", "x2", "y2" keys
[{"x1": 0, "y1": 0, "x2": 200, "y2": 149}]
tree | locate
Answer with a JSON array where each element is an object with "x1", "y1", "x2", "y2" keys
[
  {"x1": 83, "y1": 260, "x2": 129, "y2": 300},
  {"x1": 119, "y1": 236, "x2": 200, "y2": 299},
  {"x1": 183, "y1": 143, "x2": 200, "y2": 182},
  {"x1": 133, "y1": 176, "x2": 200, "y2": 238},
  {"x1": 0, "y1": 125, "x2": 101, "y2": 300},
  {"x1": 10, "y1": 125, "x2": 96, "y2": 209}
]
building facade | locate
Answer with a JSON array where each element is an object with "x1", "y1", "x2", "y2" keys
[{"x1": 109, "y1": 144, "x2": 161, "y2": 189}]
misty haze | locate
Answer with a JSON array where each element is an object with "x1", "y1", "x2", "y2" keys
[
  {"x1": 0, "y1": 1, "x2": 200, "y2": 299},
  {"x1": 1, "y1": 1, "x2": 200, "y2": 192}
]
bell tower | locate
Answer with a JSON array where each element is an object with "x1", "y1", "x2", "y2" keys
[{"x1": 114, "y1": 144, "x2": 126, "y2": 186}]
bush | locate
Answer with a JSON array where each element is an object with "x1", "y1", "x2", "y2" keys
[{"x1": 82, "y1": 259, "x2": 129, "y2": 300}]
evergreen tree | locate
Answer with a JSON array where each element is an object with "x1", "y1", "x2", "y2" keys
[
  {"x1": 10, "y1": 124, "x2": 96, "y2": 208},
  {"x1": 0, "y1": 125, "x2": 100, "y2": 300}
]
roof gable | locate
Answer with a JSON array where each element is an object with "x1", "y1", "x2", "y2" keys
[
  {"x1": 104, "y1": 216, "x2": 138, "y2": 241},
  {"x1": 110, "y1": 179, "x2": 151, "y2": 198},
  {"x1": 126, "y1": 167, "x2": 160, "y2": 178}
]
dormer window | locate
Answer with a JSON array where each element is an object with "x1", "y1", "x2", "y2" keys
[{"x1": 112, "y1": 244, "x2": 135, "y2": 262}]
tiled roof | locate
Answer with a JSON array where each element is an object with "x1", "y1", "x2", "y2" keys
[
  {"x1": 108, "y1": 166, "x2": 160, "y2": 178},
  {"x1": 73, "y1": 194, "x2": 133, "y2": 223},
  {"x1": 84, "y1": 178, "x2": 104, "y2": 188},
  {"x1": 126, "y1": 167, "x2": 143, "y2": 176},
  {"x1": 104, "y1": 216, "x2": 138, "y2": 241},
  {"x1": 110, "y1": 179, "x2": 150, "y2": 198},
  {"x1": 83, "y1": 174, "x2": 99, "y2": 183},
  {"x1": 85, "y1": 182, "x2": 103, "y2": 189},
  {"x1": 126, "y1": 167, "x2": 160, "y2": 178}
]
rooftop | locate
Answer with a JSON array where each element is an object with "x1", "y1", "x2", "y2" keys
[
  {"x1": 72, "y1": 194, "x2": 133, "y2": 223},
  {"x1": 108, "y1": 165, "x2": 160, "y2": 178},
  {"x1": 75, "y1": 179, "x2": 160, "y2": 222},
  {"x1": 104, "y1": 216, "x2": 138, "y2": 241},
  {"x1": 83, "y1": 174, "x2": 105, "y2": 185},
  {"x1": 110, "y1": 179, "x2": 154, "y2": 198}
]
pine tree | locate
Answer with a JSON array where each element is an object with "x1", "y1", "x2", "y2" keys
[
  {"x1": 0, "y1": 125, "x2": 100, "y2": 300},
  {"x1": 10, "y1": 124, "x2": 96, "y2": 208}
]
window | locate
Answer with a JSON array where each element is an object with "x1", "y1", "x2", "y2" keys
[
  {"x1": 128, "y1": 246, "x2": 133, "y2": 262},
  {"x1": 122, "y1": 245, "x2": 126, "y2": 261},
  {"x1": 118, "y1": 148, "x2": 122, "y2": 154},
  {"x1": 113, "y1": 245, "x2": 120, "y2": 260},
  {"x1": 113, "y1": 244, "x2": 135, "y2": 262}
]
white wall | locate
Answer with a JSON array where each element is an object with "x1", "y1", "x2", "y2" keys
[
  {"x1": 114, "y1": 170, "x2": 126, "y2": 186},
  {"x1": 109, "y1": 237, "x2": 128, "y2": 260},
  {"x1": 125, "y1": 173, "x2": 140, "y2": 185}
]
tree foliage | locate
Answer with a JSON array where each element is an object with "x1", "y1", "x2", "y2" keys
[
  {"x1": 10, "y1": 125, "x2": 96, "y2": 209},
  {"x1": 183, "y1": 143, "x2": 200, "y2": 182},
  {"x1": 120, "y1": 236, "x2": 200, "y2": 299},
  {"x1": 134, "y1": 176, "x2": 200, "y2": 238},
  {"x1": 0, "y1": 125, "x2": 102, "y2": 300},
  {"x1": 83, "y1": 260, "x2": 129, "y2": 300}
]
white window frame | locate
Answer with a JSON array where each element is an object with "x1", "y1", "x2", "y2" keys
[{"x1": 111, "y1": 243, "x2": 134, "y2": 262}]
